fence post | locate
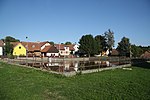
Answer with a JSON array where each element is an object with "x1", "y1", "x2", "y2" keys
[{"x1": 98, "y1": 56, "x2": 100, "y2": 71}]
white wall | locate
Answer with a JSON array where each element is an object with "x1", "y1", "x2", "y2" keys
[
  {"x1": 46, "y1": 53, "x2": 59, "y2": 57},
  {"x1": 74, "y1": 44, "x2": 79, "y2": 52},
  {"x1": 59, "y1": 50, "x2": 70, "y2": 56},
  {"x1": 0, "y1": 47, "x2": 3, "y2": 55}
]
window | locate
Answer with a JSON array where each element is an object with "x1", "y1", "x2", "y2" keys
[{"x1": 19, "y1": 46, "x2": 21, "y2": 49}]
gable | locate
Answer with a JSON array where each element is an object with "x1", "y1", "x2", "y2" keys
[
  {"x1": 41, "y1": 46, "x2": 59, "y2": 53},
  {"x1": 0, "y1": 40, "x2": 4, "y2": 47},
  {"x1": 13, "y1": 43, "x2": 26, "y2": 56}
]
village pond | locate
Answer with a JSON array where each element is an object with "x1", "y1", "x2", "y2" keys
[{"x1": 2, "y1": 57, "x2": 131, "y2": 74}]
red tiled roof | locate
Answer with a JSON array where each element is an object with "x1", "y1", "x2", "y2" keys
[
  {"x1": 111, "y1": 49, "x2": 119, "y2": 56},
  {"x1": 39, "y1": 41, "x2": 49, "y2": 47},
  {"x1": 11, "y1": 41, "x2": 49, "y2": 52},
  {"x1": 141, "y1": 51, "x2": 150, "y2": 59},
  {"x1": 41, "y1": 46, "x2": 59, "y2": 53},
  {"x1": 54, "y1": 44, "x2": 75, "y2": 51},
  {"x1": 55, "y1": 44, "x2": 65, "y2": 50},
  {"x1": 0, "y1": 40, "x2": 4, "y2": 47},
  {"x1": 66, "y1": 44, "x2": 75, "y2": 51}
]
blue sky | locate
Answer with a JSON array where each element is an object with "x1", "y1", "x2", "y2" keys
[{"x1": 0, "y1": 0, "x2": 150, "y2": 47}]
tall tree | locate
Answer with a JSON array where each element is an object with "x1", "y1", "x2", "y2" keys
[
  {"x1": 104, "y1": 29, "x2": 115, "y2": 50},
  {"x1": 117, "y1": 37, "x2": 131, "y2": 57},
  {"x1": 79, "y1": 34, "x2": 98, "y2": 57},
  {"x1": 3, "y1": 36, "x2": 20, "y2": 55},
  {"x1": 5, "y1": 36, "x2": 20, "y2": 42},
  {"x1": 4, "y1": 42, "x2": 13, "y2": 55},
  {"x1": 94, "y1": 35, "x2": 107, "y2": 53}
]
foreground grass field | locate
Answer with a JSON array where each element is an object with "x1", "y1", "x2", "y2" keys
[{"x1": 0, "y1": 61, "x2": 150, "y2": 100}]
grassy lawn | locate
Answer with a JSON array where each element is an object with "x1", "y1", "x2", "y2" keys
[{"x1": 0, "y1": 61, "x2": 150, "y2": 100}]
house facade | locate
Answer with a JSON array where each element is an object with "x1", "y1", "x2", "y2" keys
[
  {"x1": 12, "y1": 41, "x2": 78, "y2": 57},
  {"x1": 55, "y1": 44, "x2": 70, "y2": 56},
  {"x1": 141, "y1": 51, "x2": 150, "y2": 59},
  {"x1": 12, "y1": 41, "x2": 51, "y2": 57},
  {"x1": 41, "y1": 45, "x2": 59, "y2": 57},
  {"x1": 13, "y1": 43, "x2": 26, "y2": 56},
  {"x1": 0, "y1": 40, "x2": 4, "y2": 56}
]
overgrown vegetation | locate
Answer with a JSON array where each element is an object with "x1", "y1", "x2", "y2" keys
[{"x1": 0, "y1": 61, "x2": 150, "y2": 100}]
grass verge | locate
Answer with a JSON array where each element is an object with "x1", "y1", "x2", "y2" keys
[{"x1": 0, "y1": 61, "x2": 150, "y2": 100}]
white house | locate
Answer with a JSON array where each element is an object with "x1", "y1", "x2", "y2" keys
[
  {"x1": 40, "y1": 41, "x2": 51, "y2": 50},
  {"x1": 41, "y1": 45, "x2": 59, "y2": 57},
  {"x1": 73, "y1": 44, "x2": 79, "y2": 54},
  {"x1": 55, "y1": 44, "x2": 70, "y2": 56},
  {"x1": 0, "y1": 40, "x2": 4, "y2": 56}
]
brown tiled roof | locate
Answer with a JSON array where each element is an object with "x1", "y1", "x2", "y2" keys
[
  {"x1": 22, "y1": 42, "x2": 41, "y2": 51},
  {"x1": 41, "y1": 46, "x2": 52, "y2": 52},
  {"x1": 11, "y1": 41, "x2": 49, "y2": 52},
  {"x1": 0, "y1": 40, "x2": 4, "y2": 47},
  {"x1": 111, "y1": 49, "x2": 119, "y2": 56},
  {"x1": 55, "y1": 44, "x2": 65, "y2": 50},
  {"x1": 39, "y1": 41, "x2": 49, "y2": 47},
  {"x1": 66, "y1": 44, "x2": 75, "y2": 51},
  {"x1": 54, "y1": 44, "x2": 75, "y2": 50},
  {"x1": 41, "y1": 46, "x2": 59, "y2": 53}
]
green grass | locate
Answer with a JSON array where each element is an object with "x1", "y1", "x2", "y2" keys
[{"x1": 0, "y1": 61, "x2": 150, "y2": 100}]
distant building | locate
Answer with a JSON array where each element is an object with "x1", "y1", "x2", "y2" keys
[
  {"x1": 12, "y1": 41, "x2": 50, "y2": 57},
  {"x1": 12, "y1": 41, "x2": 79, "y2": 57},
  {"x1": 13, "y1": 43, "x2": 26, "y2": 56},
  {"x1": 140, "y1": 51, "x2": 150, "y2": 59},
  {"x1": 0, "y1": 40, "x2": 4, "y2": 56},
  {"x1": 110, "y1": 49, "x2": 119, "y2": 56},
  {"x1": 41, "y1": 45, "x2": 59, "y2": 57}
]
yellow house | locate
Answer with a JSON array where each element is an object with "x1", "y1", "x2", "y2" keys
[{"x1": 13, "y1": 43, "x2": 26, "y2": 56}]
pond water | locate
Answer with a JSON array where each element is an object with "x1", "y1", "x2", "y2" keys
[{"x1": 46, "y1": 58, "x2": 119, "y2": 72}]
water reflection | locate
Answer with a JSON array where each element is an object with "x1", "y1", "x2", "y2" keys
[{"x1": 46, "y1": 58, "x2": 113, "y2": 72}]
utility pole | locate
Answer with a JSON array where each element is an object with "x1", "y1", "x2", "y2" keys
[{"x1": 26, "y1": 36, "x2": 28, "y2": 65}]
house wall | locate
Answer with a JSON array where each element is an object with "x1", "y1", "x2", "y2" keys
[
  {"x1": 59, "y1": 46, "x2": 70, "y2": 56},
  {"x1": 34, "y1": 52, "x2": 41, "y2": 57},
  {"x1": 46, "y1": 53, "x2": 59, "y2": 57},
  {"x1": 59, "y1": 50, "x2": 70, "y2": 56},
  {"x1": 74, "y1": 44, "x2": 79, "y2": 52},
  {"x1": 13, "y1": 44, "x2": 26, "y2": 56},
  {"x1": 0, "y1": 47, "x2": 3, "y2": 55}
]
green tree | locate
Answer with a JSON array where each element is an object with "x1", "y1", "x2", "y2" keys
[
  {"x1": 94, "y1": 35, "x2": 107, "y2": 53},
  {"x1": 139, "y1": 46, "x2": 150, "y2": 53},
  {"x1": 117, "y1": 37, "x2": 131, "y2": 57},
  {"x1": 5, "y1": 36, "x2": 20, "y2": 42},
  {"x1": 4, "y1": 42, "x2": 13, "y2": 55},
  {"x1": 3, "y1": 36, "x2": 20, "y2": 55},
  {"x1": 79, "y1": 34, "x2": 98, "y2": 57},
  {"x1": 131, "y1": 44, "x2": 143, "y2": 57},
  {"x1": 104, "y1": 29, "x2": 115, "y2": 50},
  {"x1": 49, "y1": 41, "x2": 54, "y2": 45},
  {"x1": 65, "y1": 41, "x2": 72, "y2": 45}
]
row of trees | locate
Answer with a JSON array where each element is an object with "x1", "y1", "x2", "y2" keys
[
  {"x1": 79, "y1": 29, "x2": 115, "y2": 57},
  {"x1": 78, "y1": 29, "x2": 149, "y2": 57}
]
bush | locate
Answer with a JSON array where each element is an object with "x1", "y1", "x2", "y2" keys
[{"x1": 7, "y1": 54, "x2": 15, "y2": 59}]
